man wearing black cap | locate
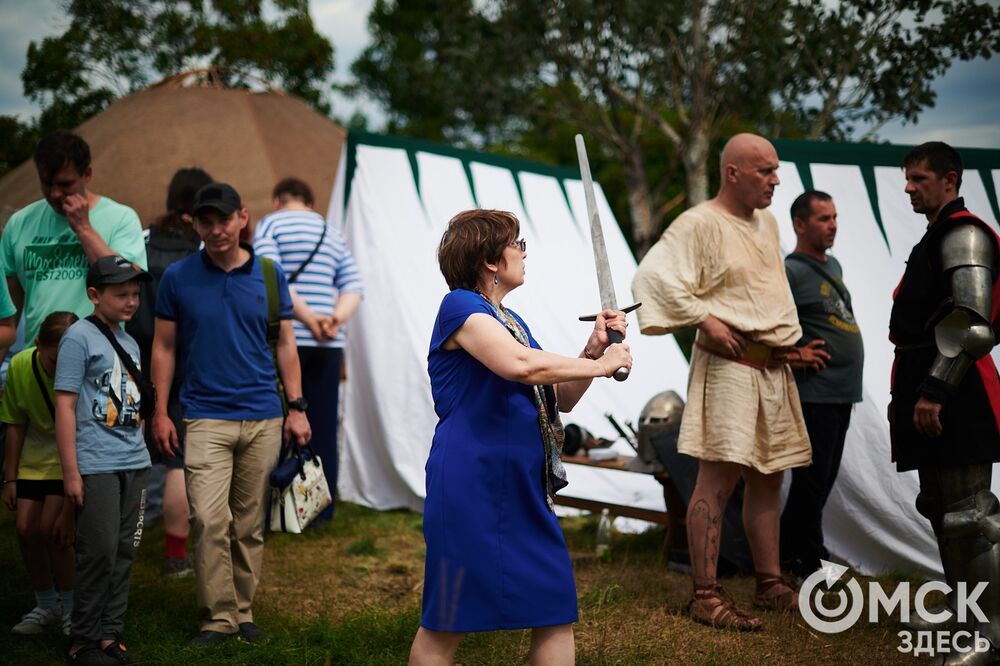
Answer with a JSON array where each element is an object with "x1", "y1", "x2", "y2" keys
[
  {"x1": 54, "y1": 255, "x2": 152, "y2": 664},
  {"x1": 150, "y1": 182, "x2": 310, "y2": 646}
]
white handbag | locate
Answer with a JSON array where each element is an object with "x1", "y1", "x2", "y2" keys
[{"x1": 268, "y1": 445, "x2": 333, "y2": 533}]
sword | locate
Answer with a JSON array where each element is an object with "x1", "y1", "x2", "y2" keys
[{"x1": 575, "y1": 134, "x2": 640, "y2": 382}]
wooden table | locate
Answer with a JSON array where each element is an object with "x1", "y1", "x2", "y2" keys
[{"x1": 557, "y1": 452, "x2": 687, "y2": 564}]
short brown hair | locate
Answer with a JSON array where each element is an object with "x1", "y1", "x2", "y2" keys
[
  {"x1": 438, "y1": 209, "x2": 520, "y2": 291},
  {"x1": 37, "y1": 311, "x2": 79, "y2": 348},
  {"x1": 272, "y1": 177, "x2": 315, "y2": 207}
]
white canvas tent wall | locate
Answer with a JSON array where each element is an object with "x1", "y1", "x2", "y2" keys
[
  {"x1": 330, "y1": 131, "x2": 1000, "y2": 578},
  {"x1": 327, "y1": 131, "x2": 690, "y2": 523}
]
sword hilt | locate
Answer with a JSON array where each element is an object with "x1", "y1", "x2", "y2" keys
[{"x1": 606, "y1": 328, "x2": 630, "y2": 382}]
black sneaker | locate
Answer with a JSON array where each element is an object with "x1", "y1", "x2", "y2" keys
[
  {"x1": 103, "y1": 642, "x2": 136, "y2": 665},
  {"x1": 186, "y1": 630, "x2": 235, "y2": 647},
  {"x1": 237, "y1": 622, "x2": 269, "y2": 644},
  {"x1": 67, "y1": 644, "x2": 117, "y2": 666}
]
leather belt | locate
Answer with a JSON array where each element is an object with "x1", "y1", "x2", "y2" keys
[{"x1": 695, "y1": 332, "x2": 778, "y2": 370}]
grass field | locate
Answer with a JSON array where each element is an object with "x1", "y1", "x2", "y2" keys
[{"x1": 0, "y1": 501, "x2": 919, "y2": 665}]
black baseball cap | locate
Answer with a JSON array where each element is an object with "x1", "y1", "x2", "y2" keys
[
  {"x1": 192, "y1": 182, "x2": 242, "y2": 218},
  {"x1": 86, "y1": 255, "x2": 151, "y2": 289}
]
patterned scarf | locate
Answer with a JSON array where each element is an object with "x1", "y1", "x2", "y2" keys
[{"x1": 480, "y1": 294, "x2": 568, "y2": 509}]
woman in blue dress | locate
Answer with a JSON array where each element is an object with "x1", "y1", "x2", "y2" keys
[{"x1": 409, "y1": 209, "x2": 632, "y2": 665}]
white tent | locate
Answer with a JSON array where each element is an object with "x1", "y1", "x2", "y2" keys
[{"x1": 329, "y1": 131, "x2": 1000, "y2": 578}]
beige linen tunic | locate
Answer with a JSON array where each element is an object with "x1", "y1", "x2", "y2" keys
[{"x1": 631, "y1": 202, "x2": 811, "y2": 473}]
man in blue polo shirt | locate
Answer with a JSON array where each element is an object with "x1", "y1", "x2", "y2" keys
[{"x1": 150, "y1": 182, "x2": 311, "y2": 647}]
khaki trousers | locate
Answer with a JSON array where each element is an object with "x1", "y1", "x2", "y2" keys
[{"x1": 184, "y1": 417, "x2": 282, "y2": 633}]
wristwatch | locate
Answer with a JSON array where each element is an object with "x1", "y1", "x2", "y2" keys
[{"x1": 287, "y1": 397, "x2": 309, "y2": 412}]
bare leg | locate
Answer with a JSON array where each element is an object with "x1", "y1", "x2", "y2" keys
[
  {"x1": 742, "y1": 467, "x2": 784, "y2": 577},
  {"x1": 15, "y1": 498, "x2": 53, "y2": 592},
  {"x1": 743, "y1": 467, "x2": 797, "y2": 609},
  {"x1": 38, "y1": 495, "x2": 74, "y2": 592},
  {"x1": 686, "y1": 460, "x2": 742, "y2": 587},
  {"x1": 529, "y1": 624, "x2": 574, "y2": 665},
  {"x1": 409, "y1": 627, "x2": 463, "y2": 666},
  {"x1": 163, "y1": 468, "x2": 190, "y2": 539}
]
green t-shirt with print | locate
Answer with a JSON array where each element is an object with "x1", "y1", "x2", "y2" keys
[
  {"x1": 1, "y1": 196, "x2": 147, "y2": 344},
  {"x1": 0, "y1": 347, "x2": 60, "y2": 480},
  {"x1": 0, "y1": 267, "x2": 15, "y2": 320}
]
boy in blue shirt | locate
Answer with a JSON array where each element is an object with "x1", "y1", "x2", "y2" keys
[{"x1": 55, "y1": 255, "x2": 152, "y2": 665}]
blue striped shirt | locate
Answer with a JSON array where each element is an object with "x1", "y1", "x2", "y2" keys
[{"x1": 253, "y1": 209, "x2": 364, "y2": 348}]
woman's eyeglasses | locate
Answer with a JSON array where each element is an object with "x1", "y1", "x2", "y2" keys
[{"x1": 510, "y1": 238, "x2": 526, "y2": 252}]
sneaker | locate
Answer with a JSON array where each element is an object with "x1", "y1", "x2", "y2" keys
[
  {"x1": 103, "y1": 641, "x2": 136, "y2": 665},
  {"x1": 237, "y1": 622, "x2": 269, "y2": 644},
  {"x1": 187, "y1": 630, "x2": 235, "y2": 647},
  {"x1": 12, "y1": 605, "x2": 62, "y2": 635},
  {"x1": 162, "y1": 554, "x2": 194, "y2": 578},
  {"x1": 67, "y1": 644, "x2": 117, "y2": 666}
]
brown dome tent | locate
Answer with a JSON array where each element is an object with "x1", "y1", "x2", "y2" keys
[{"x1": 0, "y1": 70, "x2": 346, "y2": 228}]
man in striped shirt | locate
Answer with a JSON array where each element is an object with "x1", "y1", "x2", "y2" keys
[{"x1": 253, "y1": 178, "x2": 363, "y2": 524}]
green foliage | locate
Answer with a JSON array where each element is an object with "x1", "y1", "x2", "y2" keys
[
  {"x1": 5, "y1": 0, "x2": 334, "y2": 174},
  {"x1": 352, "y1": 0, "x2": 1000, "y2": 254}
]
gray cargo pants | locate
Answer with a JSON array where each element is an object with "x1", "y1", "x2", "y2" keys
[{"x1": 72, "y1": 469, "x2": 149, "y2": 644}]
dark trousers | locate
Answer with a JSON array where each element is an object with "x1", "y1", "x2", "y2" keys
[
  {"x1": 299, "y1": 346, "x2": 342, "y2": 523},
  {"x1": 780, "y1": 402, "x2": 853, "y2": 574},
  {"x1": 72, "y1": 469, "x2": 149, "y2": 644}
]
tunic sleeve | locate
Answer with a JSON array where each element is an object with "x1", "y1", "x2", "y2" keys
[{"x1": 631, "y1": 212, "x2": 715, "y2": 335}]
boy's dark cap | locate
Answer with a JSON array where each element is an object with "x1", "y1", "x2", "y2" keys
[
  {"x1": 86, "y1": 255, "x2": 151, "y2": 289},
  {"x1": 192, "y1": 182, "x2": 242, "y2": 218}
]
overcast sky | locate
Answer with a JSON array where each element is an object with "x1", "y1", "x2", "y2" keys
[{"x1": 1, "y1": 0, "x2": 998, "y2": 148}]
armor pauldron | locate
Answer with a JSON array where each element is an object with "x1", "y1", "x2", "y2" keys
[{"x1": 941, "y1": 223, "x2": 998, "y2": 273}]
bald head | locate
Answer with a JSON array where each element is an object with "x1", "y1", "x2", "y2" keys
[
  {"x1": 717, "y1": 133, "x2": 780, "y2": 214},
  {"x1": 720, "y1": 133, "x2": 777, "y2": 173}
]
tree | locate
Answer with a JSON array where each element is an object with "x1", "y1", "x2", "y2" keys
[
  {"x1": 1, "y1": 0, "x2": 336, "y2": 176},
  {"x1": 352, "y1": 0, "x2": 1000, "y2": 255}
]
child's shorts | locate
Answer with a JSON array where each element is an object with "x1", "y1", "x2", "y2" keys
[{"x1": 15, "y1": 479, "x2": 64, "y2": 500}]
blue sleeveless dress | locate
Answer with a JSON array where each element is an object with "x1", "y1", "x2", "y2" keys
[{"x1": 420, "y1": 289, "x2": 578, "y2": 632}]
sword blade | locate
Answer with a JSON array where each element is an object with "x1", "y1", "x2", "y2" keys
[{"x1": 575, "y1": 134, "x2": 619, "y2": 311}]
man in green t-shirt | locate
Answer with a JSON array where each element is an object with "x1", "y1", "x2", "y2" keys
[
  {"x1": 1, "y1": 131, "x2": 146, "y2": 344},
  {"x1": 779, "y1": 190, "x2": 864, "y2": 581}
]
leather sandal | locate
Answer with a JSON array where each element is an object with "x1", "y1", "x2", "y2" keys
[
  {"x1": 754, "y1": 575, "x2": 799, "y2": 612},
  {"x1": 688, "y1": 584, "x2": 763, "y2": 631}
]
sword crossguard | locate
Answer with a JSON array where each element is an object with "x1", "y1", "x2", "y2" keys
[
  {"x1": 578, "y1": 302, "x2": 641, "y2": 382},
  {"x1": 578, "y1": 302, "x2": 642, "y2": 322}
]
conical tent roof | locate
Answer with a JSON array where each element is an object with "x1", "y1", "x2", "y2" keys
[{"x1": 0, "y1": 72, "x2": 346, "y2": 227}]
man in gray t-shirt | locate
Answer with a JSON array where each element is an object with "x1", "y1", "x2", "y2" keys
[{"x1": 779, "y1": 191, "x2": 864, "y2": 580}]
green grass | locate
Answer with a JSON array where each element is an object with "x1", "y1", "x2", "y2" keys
[{"x1": 0, "y1": 502, "x2": 916, "y2": 664}]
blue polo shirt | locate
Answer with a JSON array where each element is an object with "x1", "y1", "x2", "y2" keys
[{"x1": 155, "y1": 245, "x2": 293, "y2": 420}]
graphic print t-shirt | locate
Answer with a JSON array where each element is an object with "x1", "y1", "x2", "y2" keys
[
  {"x1": 54, "y1": 319, "x2": 150, "y2": 474},
  {"x1": 0, "y1": 197, "x2": 146, "y2": 344}
]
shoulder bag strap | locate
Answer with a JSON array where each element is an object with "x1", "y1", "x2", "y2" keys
[
  {"x1": 31, "y1": 349, "x2": 56, "y2": 419},
  {"x1": 259, "y1": 257, "x2": 287, "y2": 414},
  {"x1": 786, "y1": 254, "x2": 853, "y2": 314},
  {"x1": 287, "y1": 222, "x2": 328, "y2": 284},
  {"x1": 85, "y1": 315, "x2": 144, "y2": 383}
]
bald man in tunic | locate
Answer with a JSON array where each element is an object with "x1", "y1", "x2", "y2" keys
[{"x1": 632, "y1": 133, "x2": 825, "y2": 630}]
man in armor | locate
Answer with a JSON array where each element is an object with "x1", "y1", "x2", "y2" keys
[{"x1": 889, "y1": 141, "x2": 1000, "y2": 665}]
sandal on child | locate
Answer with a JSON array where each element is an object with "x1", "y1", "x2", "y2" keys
[
  {"x1": 754, "y1": 575, "x2": 799, "y2": 612},
  {"x1": 688, "y1": 584, "x2": 763, "y2": 632}
]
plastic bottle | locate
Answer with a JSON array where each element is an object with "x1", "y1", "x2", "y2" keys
[{"x1": 596, "y1": 508, "x2": 612, "y2": 559}]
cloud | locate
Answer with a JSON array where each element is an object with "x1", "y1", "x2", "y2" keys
[{"x1": 0, "y1": 0, "x2": 64, "y2": 118}]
